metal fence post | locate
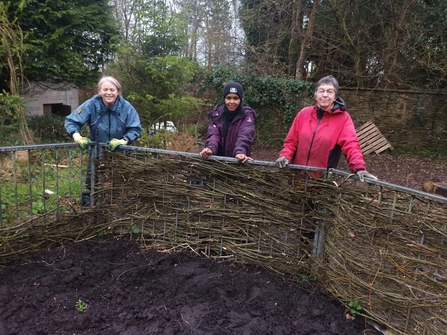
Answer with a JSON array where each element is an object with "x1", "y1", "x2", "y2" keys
[
  {"x1": 0, "y1": 190, "x2": 2, "y2": 227},
  {"x1": 312, "y1": 205, "x2": 328, "y2": 260},
  {"x1": 90, "y1": 142, "x2": 103, "y2": 207}
]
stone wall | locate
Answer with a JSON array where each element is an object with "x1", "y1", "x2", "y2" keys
[
  {"x1": 263, "y1": 88, "x2": 447, "y2": 153},
  {"x1": 342, "y1": 88, "x2": 447, "y2": 153}
]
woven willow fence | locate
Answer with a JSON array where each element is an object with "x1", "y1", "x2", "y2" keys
[{"x1": 1, "y1": 146, "x2": 447, "y2": 335}]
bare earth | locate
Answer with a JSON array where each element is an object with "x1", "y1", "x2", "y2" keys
[
  {"x1": 0, "y1": 148, "x2": 445, "y2": 335},
  {"x1": 0, "y1": 239, "x2": 369, "y2": 335}
]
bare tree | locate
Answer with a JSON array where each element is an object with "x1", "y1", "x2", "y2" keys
[
  {"x1": 379, "y1": 0, "x2": 417, "y2": 88},
  {"x1": 239, "y1": 0, "x2": 294, "y2": 76},
  {"x1": 175, "y1": 0, "x2": 244, "y2": 67},
  {"x1": 239, "y1": 0, "x2": 447, "y2": 89},
  {"x1": 110, "y1": 0, "x2": 447, "y2": 89},
  {"x1": 294, "y1": 0, "x2": 319, "y2": 80}
]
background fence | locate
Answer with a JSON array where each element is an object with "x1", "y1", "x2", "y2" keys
[{"x1": 1, "y1": 143, "x2": 446, "y2": 335}]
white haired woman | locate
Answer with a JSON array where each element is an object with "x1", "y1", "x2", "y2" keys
[
  {"x1": 275, "y1": 75, "x2": 377, "y2": 182},
  {"x1": 65, "y1": 76, "x2": 142, "y2": 204}
]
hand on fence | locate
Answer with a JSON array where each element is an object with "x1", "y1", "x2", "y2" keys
[
  {"x1": 235, "y1": 153, "x2": 253, "y2": 164},
  {"x1": 199, "y1": 148, "x2": 213, "y2": 159},
  {"x1": 356, "y1": 170, "x2": 378, "y2": 182},
  {"x1": 107, "y1": 138, "x2": 127, "y2": 152},
  {"x1": 73, "y1": 134, "x2": 91, "y2": 150},
  {"x1": 275, "y1": 156, "x2": 290, "y2": 168}
]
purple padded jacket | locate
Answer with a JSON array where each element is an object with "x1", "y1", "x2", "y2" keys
[{"x1": 204, "y1": 104, "x2": 258, "y2": 157}]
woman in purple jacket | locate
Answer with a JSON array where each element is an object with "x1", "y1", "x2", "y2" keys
[{"x1": 200, "y1": 82, "x2": 258, "y2": 163}]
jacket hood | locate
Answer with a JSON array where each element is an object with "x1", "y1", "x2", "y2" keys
[
  {"x1": 332, "y1": 96, "x2": 346, "y2": 111},
  {"x1": 316, "y1": 96, "x2": 346, "y2": 119}
]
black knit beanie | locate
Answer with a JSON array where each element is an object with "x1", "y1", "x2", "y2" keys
[{"x1": 223, "y1": 82, "x2": 244, "y2": 100}]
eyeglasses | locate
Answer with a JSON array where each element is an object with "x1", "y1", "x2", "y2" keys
[{"x1": 316, "y1": 89, "x2": 335, "y2": 95}]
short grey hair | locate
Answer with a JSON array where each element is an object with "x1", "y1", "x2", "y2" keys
[
  {"x1": 97, "y1": 76, "x2": 122, "y2": 96},
  {"x1": 313, "y1": 75, "x2": 339, "y2": 98}
]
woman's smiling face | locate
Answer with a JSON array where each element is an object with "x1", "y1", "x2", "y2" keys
[
  {"x1": 225, "y1": 93, "x2": 241, "y2": 112},
  {"x1": 315, "y1": 84, "x2": 336, "y2": 110},
  {"x1": 99, "y1": 81, "x2": 119, "y2": 107}
]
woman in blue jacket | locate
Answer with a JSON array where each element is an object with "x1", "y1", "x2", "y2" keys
[
  {"x1": 65, "y1": 76, "x2": 142, "y2": 204},
  {"x1": 65, "y1": 76, "x2": 142, "y2": 150}
]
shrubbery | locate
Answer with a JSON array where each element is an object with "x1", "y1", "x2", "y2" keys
[
  {"x1": 202, "y1": 66, "x2": 314, "y2": 123},
  {"x1": 0, "y1": 92, "x2": 29, "y2": 146},
  {"x1": 26, "y1": 114, "x2": 69, "y2": 144},
  {"x1": 200, "y1": 66, "x2": 315, "y2": 145}
]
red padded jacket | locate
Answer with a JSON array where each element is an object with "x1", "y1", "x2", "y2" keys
[{"x1": 279, "y1": 100, "x2": 365, "y2": 173}]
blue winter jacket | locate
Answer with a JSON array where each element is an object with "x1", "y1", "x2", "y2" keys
[{"x1": 65, "y1": 95, "x2": 142, "y2": 144}]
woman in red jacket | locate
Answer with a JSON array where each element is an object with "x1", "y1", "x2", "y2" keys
[{"x1": 275, "y1": 75, "x2": 377, "y2": 182}]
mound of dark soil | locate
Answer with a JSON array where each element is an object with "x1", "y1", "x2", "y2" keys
[{"x1": 0, "y1": 238, "x2": 369, "y2": 335}]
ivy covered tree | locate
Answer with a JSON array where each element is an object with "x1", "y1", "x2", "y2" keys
[{"x1": 3, "y1": 0, "x2": 120, "y2": 91}]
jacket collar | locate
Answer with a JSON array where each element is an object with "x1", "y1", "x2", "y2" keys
[
  {"x1": 218, "y1": 104, "x2": 244, "y2": 120},
  {"x1": 96, "y1": 95, "x2": 121, "y2": 112}
]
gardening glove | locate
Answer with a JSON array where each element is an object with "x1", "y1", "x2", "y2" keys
[
  {"x1": 107, "y1": 138, "x2": 127, "y2": 152},
  {"x1": 73, "y1": 133, "x2": 91, "y2": 150},
  {"x1": 356, "y1": 170, "x2": 378, "y2": 182},
  {"x1": 275, "y1": 156, "x2": 290, "y2": 168}
]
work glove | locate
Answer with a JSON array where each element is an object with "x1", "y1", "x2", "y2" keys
[
  {"x1": 356, "y1": 170, "x2": 378, "y2": 182},
  {"x1": 73, "y1": 134, "x2": 91, "y2": 150},
  {"x1": 107, "y1": 138, "x2": 127, "y2": 152},
  {"x1": 275, "y1": 156, "x2": 290, "y2": 168}
]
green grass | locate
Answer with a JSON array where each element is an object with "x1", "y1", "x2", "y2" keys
[{"x1": 0, "y1": 149, "x2": 86, "y2": 225}]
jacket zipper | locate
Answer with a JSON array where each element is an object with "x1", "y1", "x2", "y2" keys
[
  {"x1": 306, "y1": 118, "x2": 321, "y2": 166},
  {"x1": 220, "y1": 108, "x2": 244, "y2": 155},
  {"x1": 108, "y1": 109, "x2": 111, "y2": 140}
]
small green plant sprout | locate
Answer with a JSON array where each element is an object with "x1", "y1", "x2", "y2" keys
[
  {"x1": 348, "y1": 300, "x2": 362, "y2": 316},
  {"x1": 98, "y1": 230, "x2": 108, "y2": 238},
  {"x1": 131, "y1": 224, "x2": 140, "y2": 234},
  {"x1": 75, "y1": 299, "x2": 87, "y2": 312},
  {"x1": 299, "y1": 275, "x2": 314, "y2": 283}
]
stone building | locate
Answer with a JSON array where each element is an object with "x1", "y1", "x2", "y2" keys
[{"x1": 23, "y1": 82, "x2": 78, "y2": 117}]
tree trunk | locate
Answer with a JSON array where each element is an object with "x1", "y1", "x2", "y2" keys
[
  {"x1": 382, "y1": 0, "x2": 416, "y2": 88},
  {"x1": 288, "y1": 7, "x2": 302, "y2": 77},
  {"x1": 295, "y1": 0, "x2": 319, "y2": 80}
]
